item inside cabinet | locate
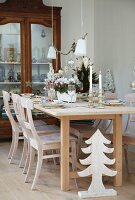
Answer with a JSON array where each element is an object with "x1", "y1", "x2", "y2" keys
[{"x1": 4, "y1": 47, "x2": 17, "y2": 62}]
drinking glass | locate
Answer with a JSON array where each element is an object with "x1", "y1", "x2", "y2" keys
[
  {"x1": 77, "y1": 81, "x2": 83, "y2": 102},
  {"x1": 48, "y1": 83, "x2": 55, "y2": 101},
  {"x1": 68, "y1": 84, "x2": 76, "y2": 106}
]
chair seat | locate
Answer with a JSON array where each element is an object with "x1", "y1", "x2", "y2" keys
[
  {"x1": 30, "y1": 133, "x2": 76, "y2": 146},
  {"x1": 36, "y1": 124, "x2": 59, "y2": 132},
  {"x1": 122, "y1": 134, "x2": 135, "y2": 145},
  {"x1": 33, "y1": 120, "x2": 47, "y2": 127}
]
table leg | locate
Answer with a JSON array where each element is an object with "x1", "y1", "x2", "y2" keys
[
  {"x1": 60, "y1": 117, "x2": 70, "y2": 191},
  {"x1": 113, "y1": 114, "x2": 122, "y2": 186}
]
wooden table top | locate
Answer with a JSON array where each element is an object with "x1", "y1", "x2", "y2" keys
[{"x1": 34, "y1": 102, "x2": 135, "y2": 118}]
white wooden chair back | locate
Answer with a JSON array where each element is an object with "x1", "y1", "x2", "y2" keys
[
  {"x1": 11, "y1": 93, "x2": 22, "y2": 125},
  {"x1": 16, "y1": 96, "x2": 32, "y2": 139},
  {"x1": 2, "y1": 90, "x2": 20, "y2": 134},
  {"x1": 18, "y1": 96, "x2": 41, "y2": 146},
  {"x1": 125, "y1": 93, "x2": 135, "y2": 133}
]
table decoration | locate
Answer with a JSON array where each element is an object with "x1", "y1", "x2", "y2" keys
[
  {"x1": 98, "y1": 71, "x2": 104, "y2": 108},
  {"x1": 44, "y1": 77, "x2": 78, "y2": 102},
  {"x1": 88, "y1": 64, "x2": 94, "y2": 107},
  {"x1": 78, "y1": 129, "x2": 117, "y2": 198},
  {"x1": 74, "y1": 56, "x2": 98, "y2": 93},
  {"x1": 103, "y1": 69, "x2": 115, "y2": 92},
  {"x1": 88, "y1": 89, "x2": 93, "y2": 107}
]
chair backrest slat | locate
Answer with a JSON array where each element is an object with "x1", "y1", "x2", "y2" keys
[
  {"x1": 17, "y1": 96, "x2": 41, "y2": 145},
  {"x1": 124, "y1": 93, "x2": 135, "y2": 133},
  {"x1": 2, "y1": 90, "x2": 20, "y2": 133}
]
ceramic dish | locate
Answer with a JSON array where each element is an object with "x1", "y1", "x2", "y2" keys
[
  {"x1": 104, "y1": 99, "x2": 125, "y2": 106},
  {"x1": 21, "y1": 93, "x2": 34, "y2": 98},
  {"x1": 41, "y1": 100, "x2": 65, "y2": 108}
]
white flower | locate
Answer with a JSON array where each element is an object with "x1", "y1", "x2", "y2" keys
[
  {"x1": 55, "y1": 77, "x2": 69, "y2": 85},
  {"x1": 83, "y1": 56, "x2": 89, "y2": 69},
  {"x1": 69, "y1": 78, "x2": 76, "y2": 84},
  {"x1": 74, "y1": 75, "x2": 79, "y2": 82},
  {"x1": 76, "y1": 56, "x2": 83, "y2": 68}
]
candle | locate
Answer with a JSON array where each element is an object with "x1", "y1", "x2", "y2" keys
[
  {"x1": 99, "y1": 71, "x2": 102, "y2": 90},
  {"x1": 89, "y1": 65, "x2": 92, "y2": 90}
]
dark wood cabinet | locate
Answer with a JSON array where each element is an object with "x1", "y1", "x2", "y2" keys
[{"x1": 0, "y1": 0, "x2": 62, "y2": 139}]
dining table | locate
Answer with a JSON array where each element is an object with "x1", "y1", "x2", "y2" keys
[{"x1": 34, "y1": 101, "x2": 135, "y2": 191}]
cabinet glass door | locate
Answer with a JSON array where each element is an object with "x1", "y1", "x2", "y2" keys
[
  {"x1": 31, "y1": 24, "x2": 52, "y2": 95},
  {"x1": 0, "y1": 23, "x2": 21, "y2": 118}
]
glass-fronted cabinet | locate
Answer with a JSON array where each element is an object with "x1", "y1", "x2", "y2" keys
[
  {"x1": 31, "y1": 24, "x2": 51, "y2": 94},
  {"x1": 0, "y1": 0, "x2": 61, "y2": 139},
  {"x1": 0, "y1": 23, "x2": 21, "y2": 97}
]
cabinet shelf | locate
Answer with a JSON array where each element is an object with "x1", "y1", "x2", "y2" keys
[
  {"x1": 0, "y1": 62, "x2": 49, "y2": 65},
  {"x1": 0, "y1": 82, "x2": 21, "y2": 84},
  {"x1": 32, "y1": 82, "x2": 44, "y2": 84},
  {"x1": 32, "y1": 62, "x2": 49, "y2": 65},
  {"x1": 0, "y1": 62, "x2": 21, "y2": 65}
]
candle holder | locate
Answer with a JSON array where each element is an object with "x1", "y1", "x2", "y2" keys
[
  {"x1": 88, "y1": 89, "x2": 94, "y2": 107},
  {"x1": 98, "y1": 89, "x2": 104, "y2": 108}
]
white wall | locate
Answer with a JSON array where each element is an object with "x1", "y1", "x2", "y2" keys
[
  {"x1": 94, "y1": 0, "x2": 135, "y2": 99},
  {"x1": 94, "y1": 0, "x2": 135, "y2": 152}
]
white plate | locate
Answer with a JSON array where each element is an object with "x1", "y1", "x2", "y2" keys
[
  {"x1": 107, "y1": 99, "x2": 121, "y2": 103},
  {"x1": 41, "y1": 101, "x2": 64, "y2": 108},
  {"x1": 21, "y1": 93, "x2": 34, "y2": 98},
  {"x1": 104, "y1": 101, "x2": 125, "y2": 106}
]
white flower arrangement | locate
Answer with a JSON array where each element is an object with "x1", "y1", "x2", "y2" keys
[
  {"x1": 54, "y1": 77, "x2": 76, "y2": 93},
  {"x1": 76, "y1": 56, "x2": 90, "y2": 70},
  {"x1": 44, "y1": 77, "x2": 77, "y2": 94},
  {"x1": 74, "y1": 56, "x2": 98, "y2": 92}
]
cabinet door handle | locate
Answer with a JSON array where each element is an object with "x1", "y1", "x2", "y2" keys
[{"x1": 26, "y1": 81, "x2": 32, "y2": 88}]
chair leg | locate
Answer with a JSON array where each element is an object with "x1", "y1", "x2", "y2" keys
[
  {"x1": 71, "y1": 141, "x2": 77, "y2": 171},
  {"x1": 19, "y1": 137, "x2": 28, "y2": 168},
  {"x1": 31, "y1": 150, "x2": 43, "y2": 190},
  {"x1": 70, "y1": 140, "x2": 78, "y2": 188},
  {"x1": 124, "y1": 144, "x2": 131, "y2": 174},
  {"x1": 8, "y1": 131, "x2": 15, "y2": 159},
  {"x1": 23, "y1": 141, "x2": 30, "y2": 174},
  {"x1": 9, "y1": 133, "x2": 19, "y2": 164},
  {"x1": 25, "y1": 146, "x2": 36, "y2": 183}
]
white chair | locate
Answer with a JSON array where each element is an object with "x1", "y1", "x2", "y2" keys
[
  {"x1": 2, "y1": 90, "x2": 60, "y2": 166},
  {"x1": 2, "y1": 90, "x2": 24, "y2": 164},
  {"x1": 122, "y1": 93, "x2": 135, "y2": 173},
  {"x1": 17, "y1": 96, "x2": 77, "y2": 190},
  {"x1": 11, "y1": 93, "x2": 60, "y2": 171}
]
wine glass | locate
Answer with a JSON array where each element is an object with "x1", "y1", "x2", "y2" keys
[
  {"x1": 48, "y1": 83, "x2": 55, "y2": 101},
  {"x1": 77, "y1": 81, "x2": 83, "y2": 102},
  {"x1": 68, "y1": 84, "x2": 76, "y2": 106}
]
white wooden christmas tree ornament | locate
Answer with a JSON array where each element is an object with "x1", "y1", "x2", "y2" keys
[
  {"x1": 103, "y1": 69, "x2": 115, "y2": 92},
  {"x1": 78, "y1": 129, "x2": 117, "y2": 198}
]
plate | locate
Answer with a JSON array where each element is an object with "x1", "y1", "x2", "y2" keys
[
  {"x1": 104, "y1": 100, "x2": 125, "y2": 106},
  {"x1": 21, "y1": 93, "x2": 34, "y2": 98},
  {"x1": 41, "y1": 100, "x2": 65, "y2": 108}
]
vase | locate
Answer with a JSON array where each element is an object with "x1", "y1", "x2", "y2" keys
[{"x1": 57, "y1": 91, "x2": 77, "y2": 102}]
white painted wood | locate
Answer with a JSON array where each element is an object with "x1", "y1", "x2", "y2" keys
[
  {"x1": 78, "y1": 129, "x2": 117, "y2": 198},
  {"x1": 17, "y1": 96, "x2": 77, "y2": 190},
  {"x1": 2, "y1": 90, "x2": 24, "y2": 164},
  {"x1": 12, "y1": 93, "x2": 60, "y2": 172}
]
